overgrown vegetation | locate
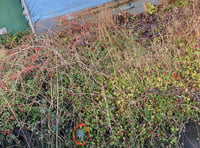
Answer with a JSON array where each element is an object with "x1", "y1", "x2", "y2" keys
[
  {"x1": 0, "y1": 31, "x2": 30, "y2": 49},
  {"x1": 0, "y1": 0, "x2": 199, "y2": 147}
]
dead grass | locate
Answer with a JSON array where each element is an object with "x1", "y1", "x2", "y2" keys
[{"x1": 0, "y1": 1, "x2": 199, "y2": 147}]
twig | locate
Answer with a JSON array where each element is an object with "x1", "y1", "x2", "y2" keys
[{"x1": 101, "y1": 84, "x2": 113, "y2": 134}]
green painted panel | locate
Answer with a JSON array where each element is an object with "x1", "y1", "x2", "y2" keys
[{"x1": 0, "y1": 0, "x2": 29, "y2": 34}]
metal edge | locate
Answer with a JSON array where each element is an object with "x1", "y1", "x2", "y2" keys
[{"x1": 20, "y1": 0, "x2": 35, "y2": 33}]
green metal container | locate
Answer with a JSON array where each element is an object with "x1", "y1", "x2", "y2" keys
[{"x1": 0, "y1": 0, "x2": 29, "y2": 34}]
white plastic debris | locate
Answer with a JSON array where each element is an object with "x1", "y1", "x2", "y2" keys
[{"x1": 0, "y1": 27, "x2": 7, "y2": 35}]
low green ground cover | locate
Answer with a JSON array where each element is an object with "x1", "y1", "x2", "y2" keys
[{"x1": 0, "y1": 0, "x2": 199, "y2": 147}]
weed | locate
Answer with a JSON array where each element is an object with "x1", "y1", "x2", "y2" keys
[{"x1": 0, "y1": 1, "x2": 199, "y2": 147}]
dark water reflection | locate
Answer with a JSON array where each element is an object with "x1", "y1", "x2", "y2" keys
[{"x1": 181, "y1": 122, "x2": 200, "y2": 148}]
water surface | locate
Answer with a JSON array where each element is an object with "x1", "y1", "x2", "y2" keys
[{"x1": 25, "y1": 0, "x2": 112, "y2": 22}]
